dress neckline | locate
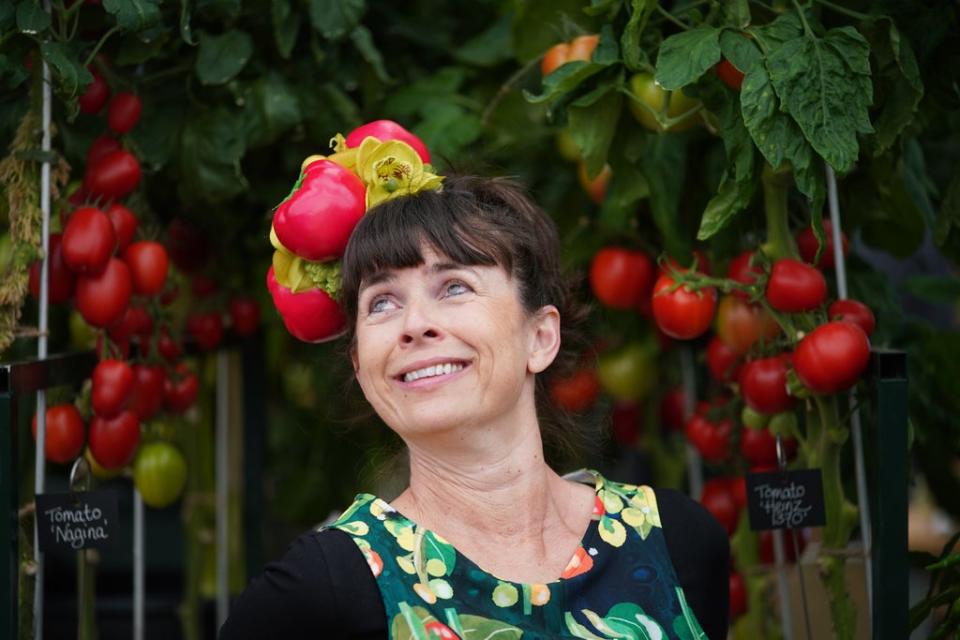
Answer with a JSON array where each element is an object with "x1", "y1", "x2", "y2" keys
[{"x1": 364, "y1": 468, "x2": 605, "y2": 587}]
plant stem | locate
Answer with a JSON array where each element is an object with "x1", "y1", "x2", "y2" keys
[
  {"x1": 82, "y1": 26, "x2": 121, "y2": 69},
  {"x1": 813, "y1": 0, "x2": 873, "y2": 21},
  {"x1": 761, "y1": 163, "x2": 799, "y2": 261},
  {"x1": 481, "y1": 54, "x2": 541, "y2": 126},
  {"x1": 791, "y1": 0, "x2": 815, "y2": 38},
  {"x1": 655, "y1": 4, "x2": 692, "y2": 30}
]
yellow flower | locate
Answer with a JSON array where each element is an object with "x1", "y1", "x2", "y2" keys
[{"x1": 355, "y1": 137, "x2": 443, "y2": 209}]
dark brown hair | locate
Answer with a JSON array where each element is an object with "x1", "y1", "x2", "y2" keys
[{"x1": 339, "y1": 175, "x2": 592, "y2": 465}]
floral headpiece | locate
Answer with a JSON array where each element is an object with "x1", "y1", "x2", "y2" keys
[{"x1": 267, "y1": 120, "x2": 443, "y2": 343}]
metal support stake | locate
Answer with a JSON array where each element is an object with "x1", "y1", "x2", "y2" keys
[
  {"x1": 216, "y1": 351, "x2": 230, "y2": 629},
  {"x1": 825, "y1": 163, "x2": 874, "y2": 625},
  {"x1": 679, "y1": 347, "x2": 702, "y2": 499},
  {"x1": 133, "y1": 486, "x2": 144, "y2": 640},
  {"x1": 33, "y1": 28, "x2": 54, "y2": 640}
]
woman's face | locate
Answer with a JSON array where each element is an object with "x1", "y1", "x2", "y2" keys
[{"x1": 353, "y1": 245, "x2": 559, "y2": 441}]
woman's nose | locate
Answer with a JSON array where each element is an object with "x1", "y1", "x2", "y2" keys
[{"x1": 399, "y1": 299, "x2": 442, "y2": 345}]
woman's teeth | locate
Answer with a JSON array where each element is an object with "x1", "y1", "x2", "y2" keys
[{"x1": 403, "y1": 362, "x2": 464, "y2": 382}]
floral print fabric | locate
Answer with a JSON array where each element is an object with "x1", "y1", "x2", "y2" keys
[{"x1": 325, "y1": 469, "x2": 708, "y2": 640}]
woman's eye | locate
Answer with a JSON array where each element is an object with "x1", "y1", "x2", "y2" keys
[
  {"x1": 369, "y1": 296, "x2": 396, "y2": 314},
  {"x1": 443, "y1": 281, "x2": 470, "y2": 297}
]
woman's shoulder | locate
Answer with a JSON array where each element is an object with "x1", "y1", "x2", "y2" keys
[{"x1": 218, "y1": 526, "x2": 385, "y2": 639}]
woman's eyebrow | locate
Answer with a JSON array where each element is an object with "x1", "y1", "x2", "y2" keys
[
  {"x1": 430, "y1": 262, "x2": 478, "y2": 275},
  {"x1": 358, "y1": 270, "x2": 396, "y2": 295}
]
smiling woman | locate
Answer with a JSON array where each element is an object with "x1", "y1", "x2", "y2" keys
[{"x1": 220, "y1": 176, "x2": 729, "y2": 640}]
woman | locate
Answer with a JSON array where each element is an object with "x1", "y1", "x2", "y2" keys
[{"x1": 221, "y1": 176, "x2": 729, "y2": 639}]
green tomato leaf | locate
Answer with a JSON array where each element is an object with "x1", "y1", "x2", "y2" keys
[
  {"x1": 350, "y1": 25, "x2": 391, "y2": 83},
  {"x1": 0, "y1": 53, "x2": 30, "y2": 90},
  {"x1": 308, "y1": 0, "x2": 365, "y2": 40},
  {"x1": 620, "y1": 0, "x2": 653, "y2": 72},
  {"x1": 40, "y1": 42, "x2": 93, "y2": 97},
  {"x1": 655, "y1": 26, "x2": 722, "y2": 90},
  {"x1": 195, "y1": 29, "x2": 253, "y2": 85},
  {"x1": 455, "y1": 15, "x2": 513, "y2": 67},
  {"x1": 863, "y1": 18, "x2": 923, "y2": 156},
  {"x1": 242, "y1": 72, "x2": 302, "y2": 149},
  {"x1": 178, "y1": 108, "x2": 247, "y2": 204},
  {"x1": 639, "y1": 133, "x2": 689, "y2": 258},
  {"x1": 16, "y1": 0, "x2": 50, "y2": 34},
  {"x1": 412, "y1": 102, "x2": 482, "y2": 163},
  {"x1": 179, "y1": 0, "x2": 196, "y2": 45},
  {"x1": 766, "y1": 26, "x2": 873, "y2": 174},
  {"x1": 697, "y1": 175, "x2": 756, "y2": 240},
  {"x1": 384, "y1": 67, "x2": 466, "y2": 119},
  {"x1": 719, "y1": 29, "x2": 761, "y2": 76},
  {"x1": 102, "y1": 0, "x2": 162, "y2": 32},
  {"x1": 511, "y1": 0, "x2": 593, "y2": 62},
  {"x1": 749, "y1": 10, "x2": 803, "y2": 48},
  {"x1": 129, "y1": 100, "x2": 182, "y2": 170},
  {"x1": 524, "y1": 61, "x2": 607, "y2": 104},
  {"x1": 584, "y1": 0, "x2": 621, "y2": 17},
  {"x1": 569, "y1": 88, "x2": 622, "y2": 179},
  {"x1": 723, "y1": 0, "x2": 750, "y2": 28},
  {"x1": 0, "y1": 2, "x2": 15, "y2": 27},
  {"x1": 271, "y1": 0, "x2": 301, "y2": 59},
  {"x1": 696, "y1": 75, "x2": 754, "y2": 183}
]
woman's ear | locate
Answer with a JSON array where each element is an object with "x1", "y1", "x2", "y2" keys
[{"x1": 527, "y1": 305, "x2": 561, "y2": 374}]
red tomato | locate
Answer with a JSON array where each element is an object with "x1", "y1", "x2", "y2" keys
[
  {"x1": 29, "y1": 233, "x2": 76, "y2": 304},
  {"x1": 828, "y1": 299, "x2": 876, "y2": 337},
  {"x1": 726, "y1": 250, "x2": 761, "y2": 301},
  {"x1": 75, "y1": 258, "x2": 132, "y2": 328},
  {"x1": 715, "y1": 59, "x2": 744, "y2": 90},
  {"x1": 92, "y1": 359, "x2": 134, "y2": 418},
  {"x1": 107, "y1": 92, "x2": 142, "y2": 134},
  {"x1": 107, "y1": 305, "x2": 151, "y2": 345},
  {"x1": 685, "y1": 413, "x2": 732, "y2": 463},
  {"x1": 765, "y1": 259, "x2": 827, "y2": 313},
  {"x1": 32, "y1": 404, "x2": 85, "y2": 464},
  {"x1": 730, "y1": 476, "x2": 747, "y2": 511},
  {"x1": 187, "y1": 312, "x2": 224, "y2": 351},
  {"x1": 86, "y1": 135, "x2": 121, "y2": 167},
  {"x1": 88, "y1": 410, "x2": 140, "y2": 469},
  {"x1": 84, "y1": 149, "x2": 141, "y2": 200},
  {"x1": 273, "y1": 160, "x2": 366, "y2": 261},
  {"x1": 128, "y1": 364, "x2": 166, "y2": 421},
  {"x1": 78, "y1": 70, "x2": 110, "y2": 115},
  {"x1": 576, "y1": 161, "x2": 611, "y2": 205},
  {"x1": 62, "y1": 207, "x2": 116, "y2": 274},
  {"x1": 739, "y1": 354, "x2": 795, "y2": 415},
  {"x1": 266, "y1": 266, "x2": 346, "y2": 343},
  {"x1": 652, "y1": 274, "x2": 717, "y2": 340},
  {"x1": 104, "y1": 203, "x2": 138, "y2": 252},
  {"x1": 659, "y1": 386, "x2": 687, "y2": 432},
  {"x1": 729, "y1": 570, "x2": 747, "y2": 618},
  {"x1": 611, "y1": 401, "x2": 642, "y2": 445},
  {"x1": 715, "y1": 295, "x2": 780, "y2": 354},
  {"x1": 229, "y1": 296, "x2": 261, "y2": 336},
  {"x1": 123, "y1": 241, "x2": 168, "y2": 296},
  {"x1": 166, "y1": 219, "x2": 209, "y2": 273},
  {"x1": 797, "y1": 220, "x2": 848, "y2": 269},
  {"x1": 164, "y1": 362, "x2": 199, "y2": 414},
  {"x1": 589, "y1": 248, "x2": 655, "y2": 310},
  {"x1": 739, "y1": 427, "x2": 781, "y2": 467},
  {"x1": 700, "y1": 477, "x2": 739, "y2": 535},
  {"x1": 157, "y1": 326, "x2": 183, "y2": 362},
  {"x1": 706, "y1": 335, "x2": 742, "y2": 383},
  {"x1": 344, "y1": 119, "x2": 431, "y2": 164},
  {"x1": 793, "y1": 321, "x2": 870, "y2": 394},
  {"x1": 549, "y1": 368, "x2": 600, "y2": 413}
]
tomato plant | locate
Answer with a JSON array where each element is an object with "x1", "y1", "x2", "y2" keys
[
  {"x1": 62, "y1": 206, "x2": 116, "y2": 274},
  {"x1": 75, "y1": 258, "x2": 132, "y2": 328},
  {"x1": 797, "y1": 221, "x2": 848, "y2": 269},
  {"x1": 706, "y1": 335, "x2": 741, "y2": 383},
  {"x1": 685, "y1": 412, "x2": 732, "y2": 463},
  {"x1": 164, "y1": 362, "x2": 200, "y2": 414},
  {"x1": 88, "y1": 410, "x2": 140, "y2": 470},
  {"x1": 739, "y1": 354, "x2": 794, "y2": 415},
  {"x1": 793, "y1": 322, "x2": 871, "y2": 395},
  {"x1": 128, "y1": 363, "x2": 166, "y2": 421},
  {"x1": 596, "y1": 341, "x2": 657, "y2": 402},
  {"x1": 700, "y1": 477, "x2": 739, "y2": 535},
  {"x1": 133, "y1": 441, "x2": 188, "y2": 508},
  {"x1": 92, "y1": 358, "x2": 134, "y2": 418},
  {"x1": 549, "y1": 368, "x2": 599, "y2": 413},
  {"x1": 726, "y1": 250, "x2": 761, "y2": 301},
  {"x1": 589, "y1": 247, "x2": 654, "y2": 310},
  {"x1": 86, "y1": 135, "x2": 120, "y2": 166},
  {"x1": 123, "y1": 241, "x2": 169, "y2": 296},
  {"x1": 32, "y1": 404, "x2": 85, "y2": 464},
  {"x1": 104, "y1": 203, "x2": 138, "y2": 252},
  {"x1": 765, "y1": 259, "x2": 827, "y2": 313},
  {"x1": 828, "y1": 299, "x2": 876, "y2": 337},
  {"x1": 84, "y1": 149, "x2": 142, "y2": 200},
  {"x1": 577, "y1": 161, "x2": 610, "y2": 204},
  {"x1": 714, "y1": 59, "x2": 744, "y2": 90},
  {"x1": 715, "y1": 295, "x2": 780, "y2": 354},
  {"x1": 77, "y1": 70, "x2": 110, "y2": 115},
  {"x1": 187, "y1": 311, "x2": 224, "y2": 351},
  {"x1": 157, "y1": 326, "x2": 183, "y2": 362},
  {"x1": 29, "y1": 232, "x2": 75, "y2": 304},
  {"x1": 107, "y1": 92, "x2": 142, "y2": 134},
  {"x1": 652, "y1": 274, "x2": 716, "y2": 340}
]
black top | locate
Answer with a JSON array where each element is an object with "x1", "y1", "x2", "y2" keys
[{"x1": 220, "y1": 488, "x2": 730, "y2": 639}]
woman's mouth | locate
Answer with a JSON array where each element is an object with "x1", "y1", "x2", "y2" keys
[{"x1": 396, "y1": 361, "x2": 470, "y2": 385}]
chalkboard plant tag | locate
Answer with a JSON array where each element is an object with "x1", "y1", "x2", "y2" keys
[
  {"x1": 746, "y1": 469, "x2": 826, "y2": 531},
  {"x1": 35, "y1": 491, "x2": 119, "y2": 552}
]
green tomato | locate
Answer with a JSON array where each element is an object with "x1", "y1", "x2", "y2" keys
[
  {"x1": 767, "y1": 411, "x2": 799, "y2": 438},
  {"x1": 133, "y1": 441, "x2": 187, "y2": 509},
  {"x1": 741, "y1": 405, "x2": 770, "y2": 431},
  {"x1": 597, "y1": 341, "x2": 657, "y2": 402},
  {"x1": 555, "y1": 129, "x2": 581, "y2": 163},
  {"x1": 627, "y1": 73, "x2": 700, "y2": 133}
]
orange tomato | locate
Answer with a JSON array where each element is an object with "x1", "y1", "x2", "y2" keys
[
  {"x1": 715, "y1": 295, "x2": 780, "y2": 354},
  {"x1": 541, "y1": 34, "x2": 599, "y2": 76},
  {"x1": 577, "y1": 161, "x2": 611, "y2": 204}
]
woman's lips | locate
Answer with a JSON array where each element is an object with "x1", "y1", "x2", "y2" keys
[{"x1": 395, "y1": 362, "x2": 471, "y2": 390}]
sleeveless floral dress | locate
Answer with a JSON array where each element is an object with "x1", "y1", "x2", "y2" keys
[{"x1": 325, "y1": 469, "x2": 708, "y2": 640}]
